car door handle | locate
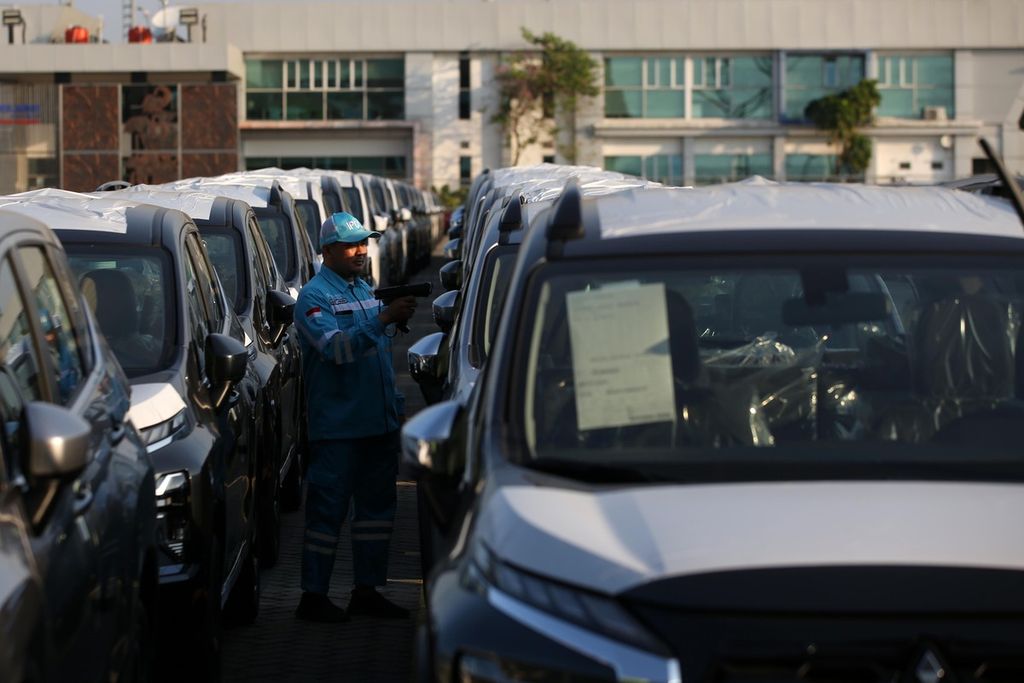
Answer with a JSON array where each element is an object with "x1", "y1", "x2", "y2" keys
[{"x1": 73, "y1": 483, "x2": 94, "y2": 515}]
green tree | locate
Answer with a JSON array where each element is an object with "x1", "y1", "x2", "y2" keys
[
  {"x1": 805, "y1": 79, "x2": 881, "y2": 179},
  {"x1": 492, "y1": 28, "x2": 599, "y2": 165},
  {"x1": 432, "y1": 183, "x2": 467, "y2": 210}
]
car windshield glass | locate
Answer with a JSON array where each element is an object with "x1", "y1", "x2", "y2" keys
[
  {"x1": 477, "y1": 249, "x2": 518, "y2": 360},
  {"x1": 254, "y1": 210, "x2": 296, "y2": 282},
  {"x1": 342, "y1": 188, "x2": 364, "y2": 223},
  {"x1": 521, "y1": 255, "x2": 1024, "y2": 477},
  {"x1": 199, "y1": 228, "x2": 245, "y2": 315},
  {"x1": 66, "y1": 249, "x2": 175, "y2": 379},
  {"x1": 295, "y1": 200, "x2": 321, "y2": 255}
]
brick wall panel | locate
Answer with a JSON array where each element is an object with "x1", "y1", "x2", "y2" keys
[
  {"x1": 62, "y1": 86, "x2": 119, "y2": 151},
  {"x1": 182, "y1": 152, "x2": 239, "y2": 178},
  {"x1": 63, "y1": 153, "x2": 119, "y2": 191},
  {"x1": 182, "y1": 84, "x2": 237, "y2": 150}
]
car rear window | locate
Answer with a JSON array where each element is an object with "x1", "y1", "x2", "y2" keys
[{"x1": 66, "y1": 249, "x2": 176, "y2": 379}]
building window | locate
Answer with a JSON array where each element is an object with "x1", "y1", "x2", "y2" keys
[
  {"x1": 245, "y1": 57, "x2": 405, "y2": 122},
  {"x1": 605, "y1": 56, "x2": 684, "y2": 118},
  {"x1": 245, "y1": 155, "x2": 407, "y2": 179},
  {"x1": 877, "y1": 54, "x2": 954, "y2": 119},
  {"x1": 694, "y1": 153, "x2": 773, "y2": 185},
  {"x1": 605, "y1": 154, "x2": 684, "y2": 186},
  {"x1": 459, "y1": 155, "x2": 472, "y2": 187},
  {"x1": 784, "y1": 153, "x2": 864, "y2": 182},
  {"x1": 783, "y1": 53, "x2": 865, "y2": 121},
  {"x1": 542, "y1": 155, "x2": 555, "y2": 164},
  {"x1": 459, "y1": 52, "x2": 471, "y2": 120},
  {"x1": 693, "y1": 56, "x2": 773, "y2": 119}
]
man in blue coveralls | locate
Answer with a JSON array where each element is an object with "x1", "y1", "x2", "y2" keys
[{"x1": 293, "y1": 211, "x2": 417, "y2": 622}]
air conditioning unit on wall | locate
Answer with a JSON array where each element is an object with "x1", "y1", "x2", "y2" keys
[{"x1": 923, "y1": 106, "x2": 948, "y2": 121}]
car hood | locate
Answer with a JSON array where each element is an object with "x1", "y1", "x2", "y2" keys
[
  {"x1": 476, "y1": 480, "x2": 1024, "y2": 594},
  {"x1": 128, "y1": 382, "x2": 187, "y2": 431}
]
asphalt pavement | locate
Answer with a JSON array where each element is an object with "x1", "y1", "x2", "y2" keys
[{"x1": 222, "y1": 251, "x2": 446, "y2": 682}]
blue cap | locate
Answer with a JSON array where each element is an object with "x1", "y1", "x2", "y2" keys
[{"x1": 320, "y1": 212, "x2": 380, "y2": 248}]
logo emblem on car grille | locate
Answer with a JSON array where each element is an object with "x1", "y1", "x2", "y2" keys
[{"x1": 913, "y1": 648, "x2": 951, "y2": 683}]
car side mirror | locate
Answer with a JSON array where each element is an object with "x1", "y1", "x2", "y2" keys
[
  {"x1": 408, "y1": 332, "x2": 446, "y2": 405},
  {"x1": 443, "y1": 238, "x2": 462, "y2": 261},
  {"x1": 400, "y1": 207, "x2": 413, "y2": 222},
  {"x1": 266, "y1": 289, "x2": 296, "y2": 345},
  {"x1": 432, "y1": 290, "x2": 458, "y2": 335},
  {"x1": 439, "y1": 260, "x2": 463, "y2": 292},
  {"x1": 25, "y1": 401, "x2": 91, "y2": 480},
  {"x1": 402, "y1": 400, "x2": 462, "y2": 529},
  {"x1": 373, "y1": 214, "x2": 390, "y2": 232},
  {"x1": 206, "y1": 333, "x2": 248, "y2": 409}
]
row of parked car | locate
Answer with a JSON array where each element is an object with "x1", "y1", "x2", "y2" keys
[
  {"x1": 401, "y1": 159, "x2": 1024, "y2": 682},
  {"x1": 0, "y1": 168, "x2": 442, "y2": 682}
]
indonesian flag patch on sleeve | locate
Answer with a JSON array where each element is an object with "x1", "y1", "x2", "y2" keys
[{"x1": 305, "y1": 306, "x2": 322, "y2": 320}]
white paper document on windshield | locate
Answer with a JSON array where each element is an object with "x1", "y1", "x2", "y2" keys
[{"x1": 567, "y1": 282, "x2": 676, "y2": 431}]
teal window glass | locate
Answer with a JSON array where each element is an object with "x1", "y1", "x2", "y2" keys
[
  {"x1": 286, "y1": 92, "x2": 323, "y2": 120},
  {"x1": 605, "y1": 57, "x2": 643, "y2": 86},
  {"x1": 298, "y1": 60, "x2": 311, "y2": 89},
  {"x1": 784, "y1": 54, "x2": 864, "y2": 120},
  {"x1": 327, "y1": 92, "x2": 363, "y2": 119},
  {"x1": 878, "y1": 54, "x2": 954, "y2": 119},
  {"x1": 367, "y1": 59, "x2": 404, "y2": 88},
  {"x1": 694, "y1": 153, "x2": 773, "y2": 184},
  {"x1": 693, "y1": 56, "x2": 772, "y2": 119},
  {"x1": 605, "y1": 90, "x2": 642, "y2": 118},
  {"x1": 644, "y1": 154, "x2": 684, "y2": 185},
  {"x1": 646, "y1": 90, "x2": 684, "y2": 118},
  {"x1": 784, "y1": 154, "x2": 864, "y2": 182},
  {"x1": 246, "y1": 92, "x2": 283, "y2": 120},
  {"x1": 327, "y1": 60, "x2": 336, "y2": 87},
  {"x1": 367, "y1": 91, "x2": 404, "y2": 120},
  {"x1": 604, "y1": 155, "x2": 643, "y2": 177},
  {"x1": 245, "y1": 59, "x2": 282, "y2": 88}
]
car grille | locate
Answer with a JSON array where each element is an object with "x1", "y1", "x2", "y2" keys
[{"x1": 623, "y1": 605, "x2": 1024, "y2": 683}]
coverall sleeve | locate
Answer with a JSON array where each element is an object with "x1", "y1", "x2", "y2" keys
[{"x1": 295, "y1": 287, "x2": 388, "y2": 365}]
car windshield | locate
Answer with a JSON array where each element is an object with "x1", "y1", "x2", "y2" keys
[
  {"x1": 295, "y1": 200, "x2": 321, "y2": 255},
  {"x1": 66, "y1": 249, "x2": 175, "y2": 379},
  {"x1": 342, "y1": 188, "x2": 364, "y2": 223},
  {"x1": 521, "y1": 254, "x2": 1024, "y2": 477},
  {"x1": 200, "y1": 228, "x2": 245, "y2": 315},
  {"x1": 254, "y1": 210, "x2": 296, "y2": 282}
]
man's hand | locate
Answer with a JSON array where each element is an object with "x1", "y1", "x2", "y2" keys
[{"x1": 379, "y1": 295, "x2": 417, "y2": 326}]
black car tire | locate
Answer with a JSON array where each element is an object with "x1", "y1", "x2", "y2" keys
[{"x1": 225, "y1": 543, "x2": 260, "y2": 626}]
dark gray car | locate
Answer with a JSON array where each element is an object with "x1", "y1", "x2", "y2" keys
[{"x1": 0, "y1": 208, "x2": 158, "y2": 683}]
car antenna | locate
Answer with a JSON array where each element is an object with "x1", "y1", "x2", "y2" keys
[{"x1": 978, "y1": 137, "x2": 1024, "y2": 228}]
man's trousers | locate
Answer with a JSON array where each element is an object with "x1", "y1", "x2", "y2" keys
[{"x1": 301, "y1": 431, "x2": 399, "y2": 594}]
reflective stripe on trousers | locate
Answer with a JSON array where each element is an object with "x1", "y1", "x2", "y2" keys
[{"x1": 301, "y1": 432, "x2": 399, "y2": 594}]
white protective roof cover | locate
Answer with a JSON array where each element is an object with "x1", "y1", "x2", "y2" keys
[
  {"x1": 594, "y1": 178, "x2": 1024, "y2": 239},
  {"x1": 238, "y1": 168, "x2": 321, "y2": 202},
  {"x1": 162, "y1": 176, "x2": 272, "y2": 208},
  {"x1": 102, "y1": 185, "x2": 220, "y2": 221},
  {"x1": 0, "y1": 188, "x2": 134, "y2": 233}
]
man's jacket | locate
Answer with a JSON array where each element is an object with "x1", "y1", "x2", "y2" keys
[{"x1": 294, "y1": 266, "x2": 405, "y2": 441}]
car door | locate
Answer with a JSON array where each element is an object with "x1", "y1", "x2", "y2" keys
[
  {"x1": 1, "y1": 246, "x2": 110, "y2": 681},
  {"x1": 184, "y1": 232, "x2": 253, "y2": 584}
]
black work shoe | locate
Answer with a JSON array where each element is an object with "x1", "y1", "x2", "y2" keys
[
  {"x1": 295, "y1": 592, "x2": 349, "y2": 623},
  {"x1": 346, "y1": 586, "x2": 409, "y2": 619}
]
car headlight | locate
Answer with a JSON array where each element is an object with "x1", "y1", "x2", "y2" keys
[
  {"x1": 155, "y1": 470, "x2": 190, "y2": 565},
  {"x1": 141, "y1": 409, "x2": 187, "y2": 453},
  {"x1": 464, "y1": 542, "x2": 665, "y2": 655}
]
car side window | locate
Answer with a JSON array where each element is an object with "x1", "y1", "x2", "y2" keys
[
  {"x1": 0, "y1": 256, "x2": 44, "y2": 472},
  {"x1": 18, "y1": 246, "x2": 85, "y2": 405},
  {"x1": 247, "y1": 216, "x2": 276, "y2": 287},
  {"x1": 185, "y1": 234, "x2": 224, "y2": 333},
  {"x1": 182, "y1": 247, "x2": 211, "y2": 376},
  {"x1": 46, "y1": 244, "x2": 94, "y2": 375}
]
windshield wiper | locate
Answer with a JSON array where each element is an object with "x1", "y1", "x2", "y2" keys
[{"x1": 527, "y1": 458, "x2": 665, "y2": 484}]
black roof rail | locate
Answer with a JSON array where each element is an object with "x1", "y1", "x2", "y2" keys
[
  {"x1": 498, "y1": 193, "x2": 524, "y2": 245},
  {"x1": 545, "y1": 179, "x2": 584, "y2": 259},
  {"x1": 267, "y1": 180, "x2": 284, "y2": 208},
  {"x1": 978, "y1": 137, "x2": 1024, "y2": 229}
]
